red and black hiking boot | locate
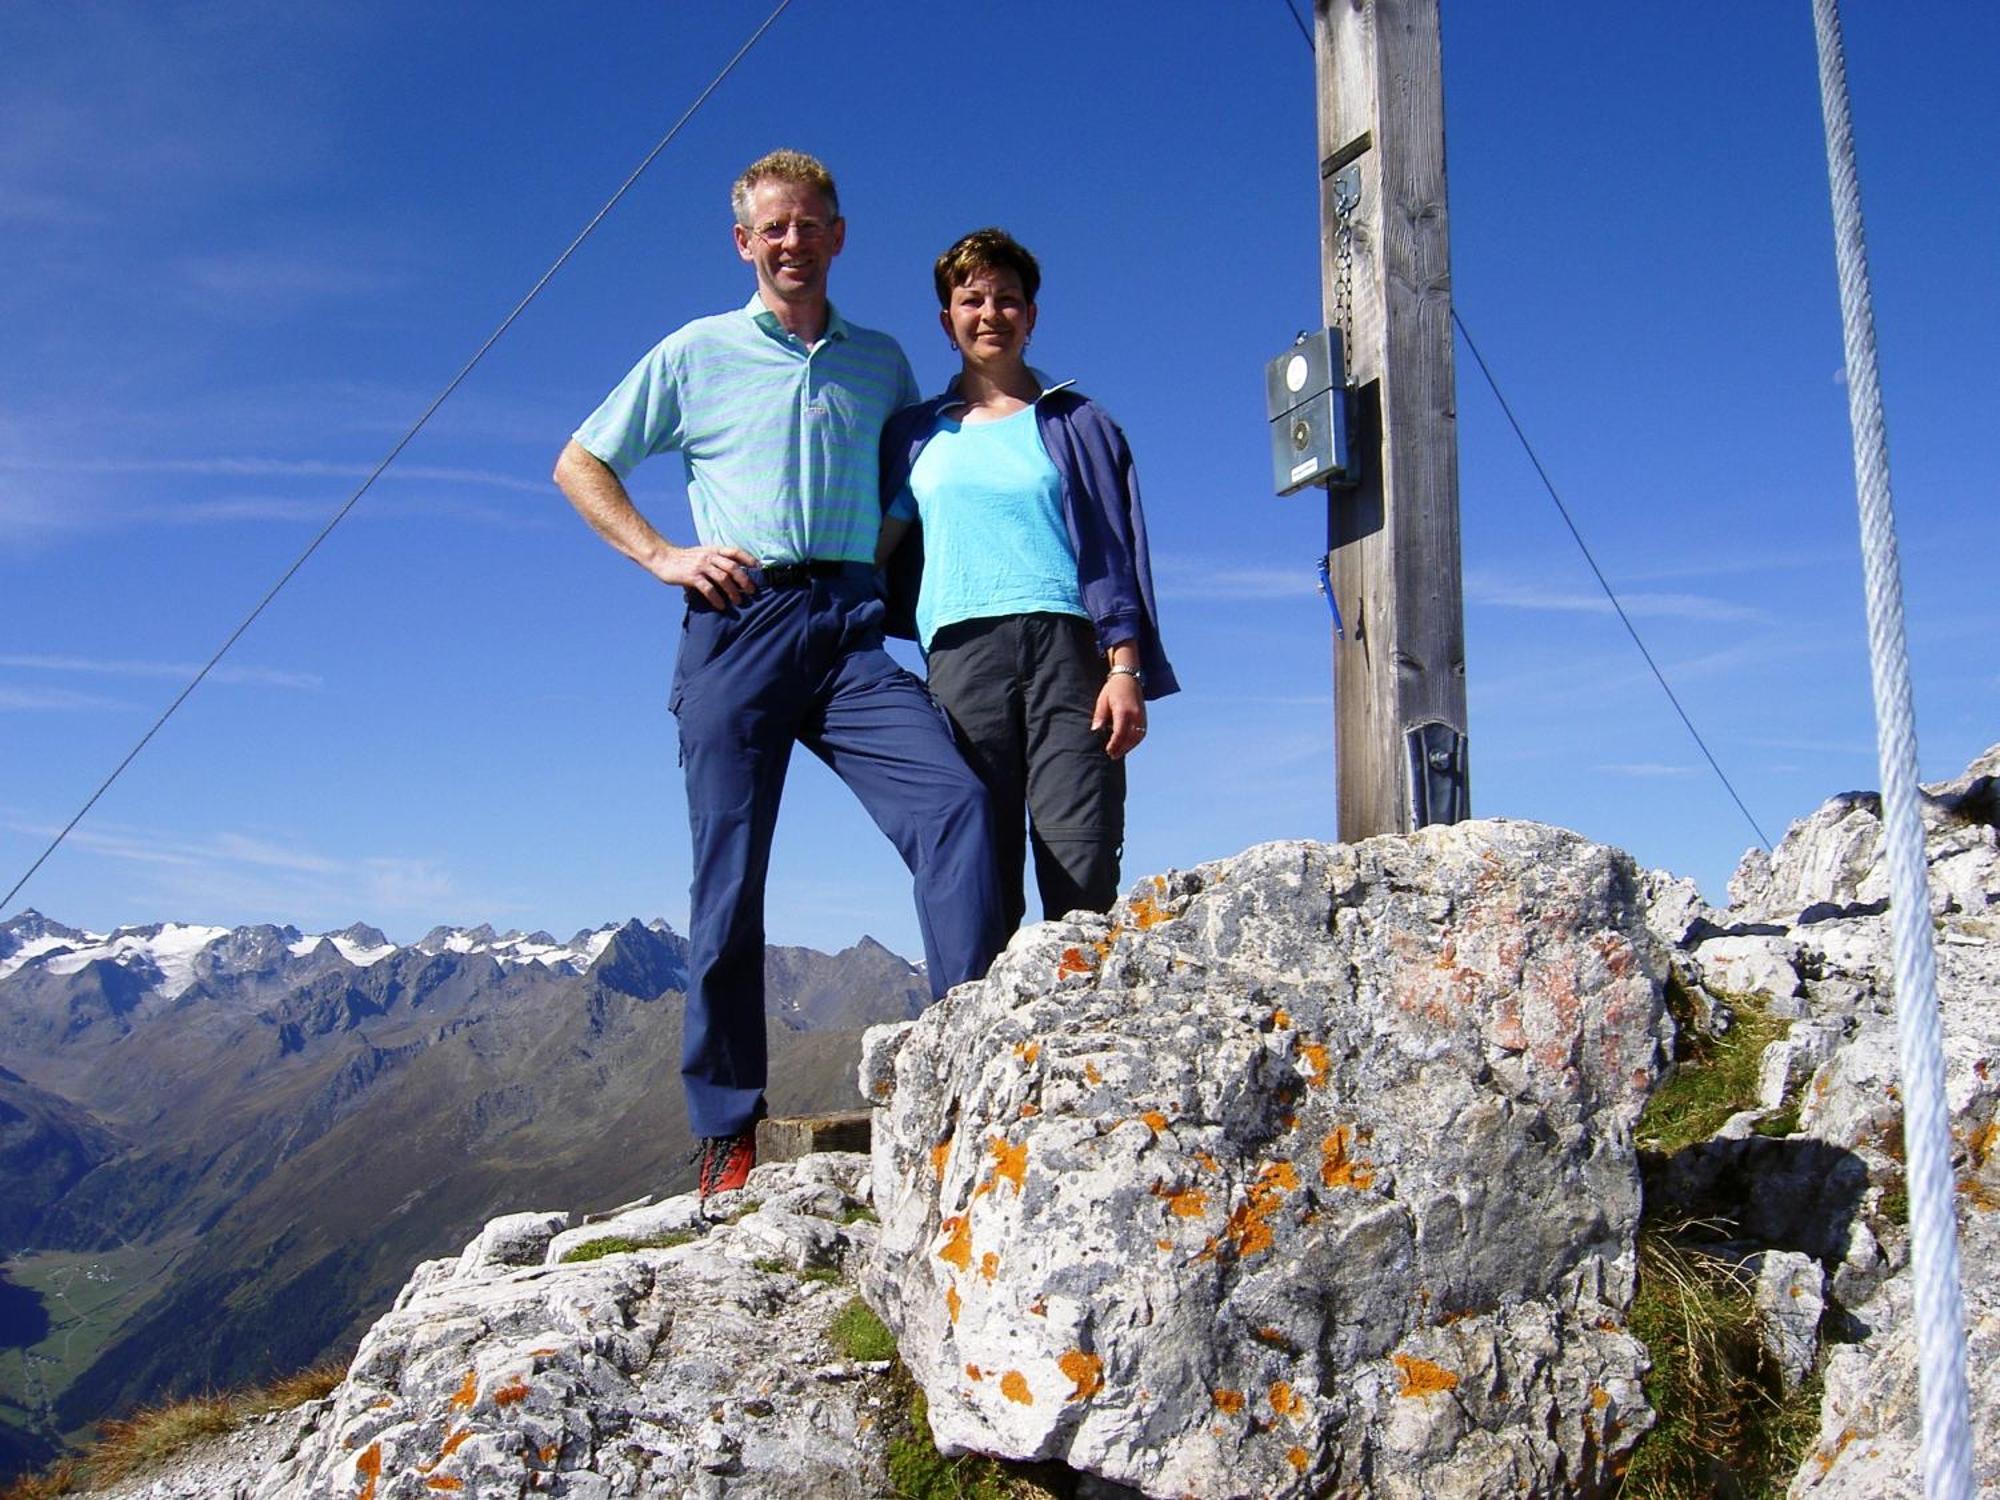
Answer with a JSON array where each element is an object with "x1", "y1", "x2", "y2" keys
[{"x1": 696, "y1": 1128, "x2": 757, "y2": 1199}]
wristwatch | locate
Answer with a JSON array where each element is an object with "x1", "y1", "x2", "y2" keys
[{"x1": 1107, "y1": 664, "x2": 1144, "y2": 686}]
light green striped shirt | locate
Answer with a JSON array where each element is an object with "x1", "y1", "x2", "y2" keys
[{"x1": 573, "y1": 295, "x2": 920, "y2": 565}]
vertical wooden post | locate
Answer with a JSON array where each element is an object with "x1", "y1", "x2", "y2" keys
[{"x1": 1316, "y1": 0, "x2": 1469, "y2": 839}]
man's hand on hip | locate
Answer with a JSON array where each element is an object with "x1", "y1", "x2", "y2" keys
[{"x1": 650, "y1": 544, "x2": 758, "y2": 608}]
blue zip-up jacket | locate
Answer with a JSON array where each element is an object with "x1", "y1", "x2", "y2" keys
[{"x1": 879, "y1": 381, "x2": 1180, "y2": 700}]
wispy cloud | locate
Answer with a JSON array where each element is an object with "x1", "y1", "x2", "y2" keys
[
  {"x1": 0, "y1": 456, "x2": 547, "y2": 495},
  {"x1": 175, "y1": 250, "x2": 403, "y2": 311},
  {"x1": 4, "y1": 815, "x2": 467, "y2": 930},
  {"x1": 0, "y1": 654, "x2": 320, "y2": 690},
  {"x1": 1466, "y1": 573, "x2": 1772, "y2": 624},
  {"x1": 1594, "y1": 762, "x2": 1700, "y2": 778},
  {"x1": 1154, "y1": 560, "x2": 1319, "y2": 603},
  {"x1": 0, "y1": 685, "x2": 122, "y2": 711}
]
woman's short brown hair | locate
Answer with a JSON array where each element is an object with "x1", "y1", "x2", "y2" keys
[{"x1": 933, "y1": 228, "x2": 1041, "y2": 308}]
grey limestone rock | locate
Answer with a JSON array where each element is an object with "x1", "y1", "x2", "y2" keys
[
  {"x1": 865, "y1": 821, "x2": 1670, "y2": 1499},
  {"x1": 246, "y1": 1155, "x2": 889, "y2": 1500}
]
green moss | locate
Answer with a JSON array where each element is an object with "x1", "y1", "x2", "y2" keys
[
  {"x1": 886, "y1": 1380, "x2": 1048, "y2": 1500},
  {"x1": 558, "y1": 1230, "x2": 696, "y2": 1264},
  {"x1": 1880, "y1": 1180, "x2": 1909, "y2": 1226},
  {"x1": 1752, "y1": 1096, "x2": 1803, "y2": 1139},
  {"x1": 752, "y1": 1256, "x2": 790, "y2": 1275},
  {"x1": 1640, "y1": 987, "x2": 1790, "y2": 1154},
  {"x1": 1618, "y1": 1232, "x2": 1822, "y2": 1499},
  {"x1": 828, "y1": 1296, "x2": 897, "y2": 1363},
  {"x1": 840, "y1": 1206, "x2": 880, "y2": 1225},
  {"x1": 796, "y1": 1265, "x2": 843, "y2": 1285}
]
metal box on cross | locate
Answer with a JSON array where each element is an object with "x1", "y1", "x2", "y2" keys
[{"x1": 1265, "y1": 327, "x2": 1351, "y2": 495}]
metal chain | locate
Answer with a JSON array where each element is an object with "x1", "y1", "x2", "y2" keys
[{"x1": 1331, "y1": 168, "x2": 1359, "y2": 372}]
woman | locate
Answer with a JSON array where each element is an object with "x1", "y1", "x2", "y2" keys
[{"x1": 879, "y1": 228, "x2": 1177, "y2": 934}]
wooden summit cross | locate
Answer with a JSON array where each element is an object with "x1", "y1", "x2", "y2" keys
[{"x1": 1315, "y1": 0, "x2": 1470, "y2": 841}]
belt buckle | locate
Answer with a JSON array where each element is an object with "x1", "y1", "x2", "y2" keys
[{"x1": 763, "y1": 561, "x2": 808, "y2": 588}]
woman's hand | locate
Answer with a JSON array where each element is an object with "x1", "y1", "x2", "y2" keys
[{"x1": 1093, "y1": 672, "x2": 1147, "y2": 759}]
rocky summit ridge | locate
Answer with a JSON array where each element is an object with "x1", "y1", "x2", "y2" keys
[{"x1": 42, "y1": 746, "x2": 2000, "y2": 1498}]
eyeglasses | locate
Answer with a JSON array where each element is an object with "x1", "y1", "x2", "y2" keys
[{"x1": 748, "y1": 218, "x2": 833, "y2": 245}]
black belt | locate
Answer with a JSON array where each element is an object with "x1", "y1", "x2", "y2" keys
[{"x1": 758, "y1": 559, "x2": 868, "y2": 588}]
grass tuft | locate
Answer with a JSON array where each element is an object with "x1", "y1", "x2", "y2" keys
[
  {"x1": 86, "y1": 1396, "x2": 238, "y2": 1487},
  {"x1": 828, "y1": 1295, "x2": 897, "y2": 1363},
  {"x1": 839, "y1": 1205, "x2": 880, "y2": 1225},
  {"x1": 1618, "y1": 1228, "x2": 1820, "y2": 1498},
  {"x1": 885, "y1": 1373, "x2": 1065, "y2": 1500},
  {"x1": 1640, "y1": 986, "x2": 1790, "y2": 1153},
  {"x1": 0, "y1": 1358, "x2": 351, "y2": 1500},
  {"x1": 558, "y1": 1230, "x2": 697, "y2": 1263}
]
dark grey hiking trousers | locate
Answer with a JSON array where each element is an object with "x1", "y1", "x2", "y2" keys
[{"x1": 925, "y1": 612, "x2": 1125, "y2": 934}]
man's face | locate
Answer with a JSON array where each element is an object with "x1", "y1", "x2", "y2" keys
[
  {"x1": 941, "y1": 267, "x2": 1036, "y2": 369},
  {"x1": 733, "y1": 179, "x2": 845, "y2": 308}
]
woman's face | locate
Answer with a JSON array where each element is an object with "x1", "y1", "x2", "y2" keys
[{"x1": 942, "y1": 267, "x2": 1037, "y2": 369}]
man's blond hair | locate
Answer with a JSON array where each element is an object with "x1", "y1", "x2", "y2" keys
[{"x1": 730, "y1": 149, "x2": 840, "y2": 226}]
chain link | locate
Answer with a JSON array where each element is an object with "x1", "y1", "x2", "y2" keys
[{"x1": 1331, "y1": 166, "x2": 1359, "y2": 381}]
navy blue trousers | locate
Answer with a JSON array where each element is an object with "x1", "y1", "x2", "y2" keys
[{"x1": 670, "y1": 569, "x2": 1004, "y2": 1139}]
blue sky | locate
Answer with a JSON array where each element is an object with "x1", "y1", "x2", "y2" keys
[{"x1": 2, "y1": 3, "x2": 1994, "y2": 955}]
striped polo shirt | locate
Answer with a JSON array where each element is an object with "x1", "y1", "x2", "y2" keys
[{"x1": 573, "y1": 294, "x2": 920, "y2": 566}]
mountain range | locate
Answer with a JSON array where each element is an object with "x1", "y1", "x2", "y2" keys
[{"x1": 0, "y1": 907, "x2": 929, "y2": 1481}]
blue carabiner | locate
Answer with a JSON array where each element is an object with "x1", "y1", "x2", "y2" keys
[{"x1": 1316, "y1": 554, "x2": 1344, "y2": 639}]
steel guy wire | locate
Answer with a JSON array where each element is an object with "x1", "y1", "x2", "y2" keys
[
  {"x1": 1452, "y1": 314, "x2": 1774, "y2": 852},
  {"x1": 1, "y1": 0, "x2": 799, "y2": 917},
  {"x1": 1812, "y1": 1, "x2": 1972, "y2": 1493}
]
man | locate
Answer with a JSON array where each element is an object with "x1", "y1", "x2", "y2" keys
[{"x1": 553, "y1": 149, "x2": 1003, "y2": 1198}]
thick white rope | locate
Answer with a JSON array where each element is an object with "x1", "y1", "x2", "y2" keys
[{"x1": 1810, "y1": 3, "x2": 1975, "y2": 1494}]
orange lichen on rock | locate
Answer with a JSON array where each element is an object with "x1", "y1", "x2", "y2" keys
[
  {"x1": 1058, "y1": 946, "x2": 1095, "y2": 978},
  {"x1": 946, "y1": 1284, "x2": 962, "y2": 1323},
  {"x1": 1152, "y1": 1181, "x2": 1210, "y2": 1218},
  {"x1": 1297, "y1": 1043, "x2": 1331, "y2": 1088},
  {"x1": 1259, "y1": 1160, "x2": 1300, "y2": 1193},
  {"x1": 492, "y1": 1379, "x2": 531, "y2": 1407},
  {"x1": 929, "y1": 1137, "x2": 952, "y2": 1177},
  {"x1": 1221, "y1": 1159, "x2": 1299, "y2": 1257},
  {"x1": 1000, "y1": 1371, "x2": 1034, "y2": 1405},
  {"x1": 537, "y1": 1444, "x2": 559, "y2": 1465},
  {"x1": 1392, "y1": 1353, "x2": 1460, "y2": 1397},
  {"x1": 1084, "y1": 1061, "x2": 1103, "y2": 1085},
  {"x1": 938, "y1": 1215, "x2": 973, "y2": 1270},
  {"x1": 1140, "y1": 1110, "x2": 1170, "y2": 1134},
  {"x1": 1287, "y1": 1447, "x2": 1310, "y2": 1473},
  {"x1": 1320, "y1": 1127, "x2": 1375, "y2": 1191},
  {"x1": 980, "y1": 1251, "x2": 1000, "y2": 1281},
  {"x1": 966, "y1": 1364, "x2": 984, "y2": 1381},
  {"x1": 356, "y1": 1443, "x2": 383, "y2": 1500},
  {"x1": 1060, "y1": 1349, "x2": 1105, "y2": 1402},
  {"x1": 1194, "y1": 1150, "x2": 1220, "y2": 1172},
  {"x1": 448, "y1": 1369, "x2": 478, "y2": 1410},
  {"x1": 1269, "y1": 1381, "x2": 1304, "y2": 1419},
  {"x1": 425, "y1": 1480, "x2": 464, "y2": 1494},
  {"x1": 1212, "y1": 1388, "x2": 1246, "y2": 1414},
  {"x1": 1019, "y1": 1102, "x2": 1040, "y2": 1117},
  {"x1": 1015, "y1": 1040, "x2": 1041, "y2": 1065},
  {"x1": 1156, "y1": 1238, "x2": 1174, "y2": 1251},
  {"x1": 1271, "y1": 1008, "x2": 1291, "y2": 1030},
  {"x1": 982, "y1": 1135, "x2": 1028, "y2": 1194},
  {"x1": 1130, "y1": 892, "x2": 1172, "y2": 929},
  {"x1": 1592, "y1": 1388, "x2": 1611, "y2": 1410}
]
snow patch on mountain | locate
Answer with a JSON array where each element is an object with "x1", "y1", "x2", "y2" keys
[{"x1": 39, "y1": 923, "x2": 232, "y2": 999}]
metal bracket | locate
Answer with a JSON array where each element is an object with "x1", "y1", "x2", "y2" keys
[{"x1": 1404, "y1": 721, "x2": 1468, "y2": 829}]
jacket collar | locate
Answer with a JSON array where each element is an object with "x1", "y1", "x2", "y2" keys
[{"x1": 932, "y1": 368, "x2": 1077, "y2": 417}]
